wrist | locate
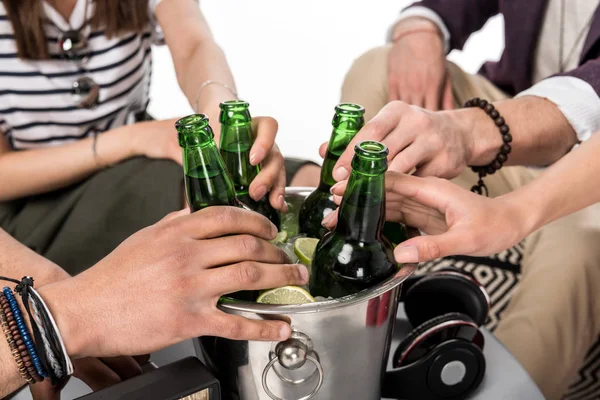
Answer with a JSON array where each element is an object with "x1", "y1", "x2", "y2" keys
[
  {"x1": 194, "y1": 82, "x2": 237, "y2": 114},
  {"x1": 37, "y1": 278, "x2": 89, "y2": 359},
  {"x1": 36, "y1": 267, "x2": 70, "y2": 287},
  {"x1": 99, "y1": 126, "x2": 138, "y2": 164},
  {"x1": 196, "y1": 85, "x2": 238, "y2": 142},
  {"x1": 196, "y1": 85, "x2": 237, "y2": 116},
  {"x1": 497, "y1": 189, "x2": 540, "y2": 241},
  {"x1": 392, "y1": 17, "x2": 442, "y2": 43},
  {"x1": 450, "y1": 106, "x2": 504, "y2": 166}
]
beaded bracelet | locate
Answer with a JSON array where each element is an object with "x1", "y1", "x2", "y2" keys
[
  {"x1": 1, "y1": 276, "x2": 75, "y2": 386},
  {"x1": 0, "y1": 292, "x2": 42, "y2": 382},
  {"x1": 0, "y1": 295, "x2": 35, "y2": 383},
  {"x1": 3, "y1": 287, "x2": 48, "y2": 378},
  {"x1": 463, "y1": 98, "x2": 512, "y2": 196}
]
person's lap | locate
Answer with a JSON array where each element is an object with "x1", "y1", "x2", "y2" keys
[
  {"x1": 0, "y1": 157, "x2": 184, "y2": 275},
  {"x1": 340, "y1": 44, "x2": 600, "y2": 399}
]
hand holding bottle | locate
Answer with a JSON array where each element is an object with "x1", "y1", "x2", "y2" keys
[
  {"x1": 328, "y1": 101, "x2": 481, "y2": 182},
  {"x1": 325, "y1": 172, "x2": 530, "y2": 264},
  {"x1": 218, "y1": 102, "x2": 286, "y2": 217},
  {"x1": 37, "y1": 207, "x2": 309, "y2": 359},
  {"x1": 246, "y1": 116, "x2": 287, "y2": 211}
]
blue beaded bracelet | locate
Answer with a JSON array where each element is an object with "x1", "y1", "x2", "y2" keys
[{"x1": 3, "y1": 287, "x2": 48, "y2": 378}]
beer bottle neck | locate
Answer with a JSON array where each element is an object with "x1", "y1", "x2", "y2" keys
[
  {"x1": 319, "y1": 149, "x2": 339, "y2": 190},
  {"x1": 176, "y1": 114, "x2": 238, "y2": 211},
  {"x1": 335, "y1": 141, "x2": 388, "y2": 242},
  {"x1": 219, "y1": 122, "x2": 259, "y2": 194},
  {"x1": 219, "y1": 101, "x2": 259, "y2": 195},
  {"x1": 183, "y1": 141, "x2": 238, "y2": 210},
  {"x1": 319, "y1": 104, "x2": 365, "y2": 190}
]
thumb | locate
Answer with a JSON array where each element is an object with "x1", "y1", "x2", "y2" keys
[
  {"x1": 394, "y1": 231, "x2": 465, "y2": 263},
  {"x1": 250, "y1": 117, "x2": 278, "y2": 166}
]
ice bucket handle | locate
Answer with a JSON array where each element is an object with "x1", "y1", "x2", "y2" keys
[{"x1": 261, "y1": 334, "x2": 324, "y2": 400}]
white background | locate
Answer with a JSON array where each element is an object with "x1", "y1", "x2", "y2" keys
[{"x1": 148, "y1": 0, "x2": 505, "y2": 164}]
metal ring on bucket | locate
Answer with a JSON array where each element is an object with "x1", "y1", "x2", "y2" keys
[
  {"x1": 270, "y1": 350, "x2": 320, "y2": 385},
  {"x1": 262, "y1": 355, "x2": 324, "y2": 400}
]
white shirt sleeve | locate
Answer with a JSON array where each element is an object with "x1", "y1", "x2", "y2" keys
[
  {"x1": 516, "y1": 76, "x2": 600, "y2": 142},
  {"x1": 386, "y1": 6, "x2": 451, "y2": 54}
]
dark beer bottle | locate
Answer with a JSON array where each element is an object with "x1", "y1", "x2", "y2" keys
[
  {"x1": 177, "y1": 114, "x2": 239, "y2": 211},
  {"x1": 299, "y1": 103, "x2": 365, "y2": 239},
  {"x1": 309, "y1": 141, "x2": 398, "y2": 299},
  {"x1": 219, "y1": 100, "x2": 280, "y2": 228}
]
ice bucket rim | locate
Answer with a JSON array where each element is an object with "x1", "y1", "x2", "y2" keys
[{"x1": 218, "y1": 186, "x2": 418, "y2": 315}]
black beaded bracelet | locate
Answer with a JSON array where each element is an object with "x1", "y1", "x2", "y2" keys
[{"x1": 463, "y1": 98, "x2": 512, "y2": 196}]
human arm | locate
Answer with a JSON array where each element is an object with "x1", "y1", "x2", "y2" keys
[
  {"x1": 0, "y1": 207, "x2": 308, "y2": 398},
  {"x1": 0, "y1": 228, "x2": 157, "y2": 398},
  {"x1": 0, "y1": 228, "x2": 71, "y2": 396},
  {"x1": 518, "y1": 59, "x2": 600, "y2": 143},
  {"x1": 156, "y1": 0, "x2": 287, "y2": 209},
  {"x1": 0, "y1": 230, "x2": 146, "y2": 397},
  {"x1": 327, "y1": 131, "x2": 600, "y2": 263},
  {"x1": 328, "y1": 96, "x2": 577, "y2": 181},
  {"x1": 0, "y1": 118, "x2": 182, "y2": 202},
  {"x1": 392, "y1": 1, "x2": 500, "y2": 51},
  {"x1": 384, "y1": 1, "x2": 499, "y2": 109}
]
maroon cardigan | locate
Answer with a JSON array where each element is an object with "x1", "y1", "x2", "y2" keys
[{"x1": 410, "y1": 0, "x2": 600, "y2": 96}]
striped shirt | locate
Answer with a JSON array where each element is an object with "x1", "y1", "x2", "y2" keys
[{"x1": 0, "y1": 0, "x2": 164, "y2": 150}]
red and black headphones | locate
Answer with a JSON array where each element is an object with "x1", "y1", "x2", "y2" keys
[{"x1": 383, "y1": 267, "x2": 490, "y2": 400}]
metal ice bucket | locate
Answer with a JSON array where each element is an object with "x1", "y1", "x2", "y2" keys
[{"x1": 198, "y1": 188, "x2": 416, "y2": 400}]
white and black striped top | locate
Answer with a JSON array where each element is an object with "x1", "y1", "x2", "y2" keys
[{"x1": 0, "y1": 0, "x2": 163, "y2": 150}]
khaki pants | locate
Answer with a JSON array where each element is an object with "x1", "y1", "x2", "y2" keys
[{"x1": 341, "y1": 45, "x2": 600, "y2": 400}]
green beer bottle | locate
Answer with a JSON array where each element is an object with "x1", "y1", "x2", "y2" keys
[
  {"x1": 219, "y1": 100, "x2": 280, "y2": 227},
  {"x1": 177, "y1": 113, "x2": 256, "y2": 301},
  {"x1": 299, "y1": 103, "x2": 365, "y2": 239},
  {"x1": 177, "y1": 114, "x2": 240, "y2": 211},
  {"x1": 383, "y1": 221, "x2": 409, "y2": 247},
  {"x1": 309, "y1": 141, "x2": 398, "y2": 299}
]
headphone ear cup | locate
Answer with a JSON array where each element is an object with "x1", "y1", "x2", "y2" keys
[
  {"x1": 404, "y1": 273, "x2": 489, "y2": 327},
  {"x1": 394, "y1": 312, "x2": 478, "y2": 367}
]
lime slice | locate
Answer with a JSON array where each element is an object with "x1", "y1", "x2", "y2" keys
[
  {"x1": 270, "y1": 231, "x2": 289, "y2": 244},
  {"x1": 256, "y1": 286, "x2": 315, "y2": 305},
  {"x1": 294, "y1": 238, "x2": 320, "y2": 266}
]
